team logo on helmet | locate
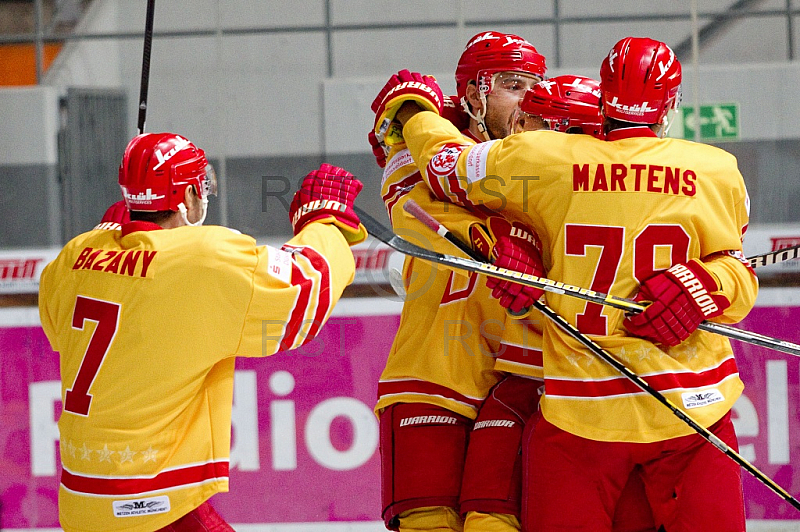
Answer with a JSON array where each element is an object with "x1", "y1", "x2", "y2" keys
[
  {"x1": 656, "y1": 48, "x2": 676, "y2": 81},
  {"x1": 153, "y1": 135, "x2": 192, "y2": 170},
  {"x1": 121, "y1": 187, "x2": 166, "y2": 206},
  {"x1": 605, "y1": 96, "x2": 658, "y2": 117},
  {"x1": 607, "y1": 49, "x2": 619, "y2": 72},
  {"x1": 465, "y1": 31, "x2": 500, "y2": 49},
  {"x1": 503, "y1": 35, "x2": 530, "y2": 47},
  {"x1": 536, "y1": 79, "x2": 556, "y2": 94}
]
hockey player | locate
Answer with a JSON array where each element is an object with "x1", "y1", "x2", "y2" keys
[
  {"x1": 370, "y1": 32, "x2": 547, "y2": 532},
  {"x1": 459, "y1": 75, "x2": 656, "y2": 532},
  {"x1": 379, "y1": 36, "x2": 757, "y2": 532},
  {"x1": 38, "y1": 133, "x2": 366, "y2": 532}
]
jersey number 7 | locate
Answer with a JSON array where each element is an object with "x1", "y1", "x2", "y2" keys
[{"x1": 64, "y1": 296, "x2": 120, "y2": 416}]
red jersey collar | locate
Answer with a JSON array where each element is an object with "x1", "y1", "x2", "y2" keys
[
  {"x1": 606, "y1": 126, "x2": 658, "y2": 141},
  {"x1": 121, "y1": 221, "x2": 164, "y2": 237},
  {"x1": 461, "y1": 128, "x2": 483, "y2": 143}
]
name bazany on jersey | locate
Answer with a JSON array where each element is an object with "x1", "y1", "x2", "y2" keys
[{"x1": 72, "y1": 247, "x2": 158, "y2": 278}]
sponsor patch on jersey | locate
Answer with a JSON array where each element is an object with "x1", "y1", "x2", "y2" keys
[
  {"x1": 267, "y1": 245, "x2": 293, "y2": 285},
  {"x1": 681, "y1": 389, "x2": 724, "y2": 409},
  {"x1": 465, "y1": 139, "x2": 498, "y2": 184},
  {"x1": 112, "y1": 495, "x2": 170, "y2": 517},
  {"x1": 382, "y1": 149, "x2": 415, "y2": 187}
]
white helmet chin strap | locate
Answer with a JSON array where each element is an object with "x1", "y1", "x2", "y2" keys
[
  {"x1": 461, "y1": 94, "x2": 492, "y2": 142},
  {"x1": 177, "y1": 198, "x2": 208, "y2": 227}
]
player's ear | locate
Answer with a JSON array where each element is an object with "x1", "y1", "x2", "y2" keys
[
  {"x1": 184, "y1": 185, "x2": 202, "y2": 218},
  {"x1": 465, "y1": 82, "x2": 483, "y2": 113},
  {"x1": 184, "y1": 184, "x2": 197, "y2": 205}
]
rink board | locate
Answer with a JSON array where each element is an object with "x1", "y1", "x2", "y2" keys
[{"x1": 2, "y1": 290, "x2": 800, "y2": 529}]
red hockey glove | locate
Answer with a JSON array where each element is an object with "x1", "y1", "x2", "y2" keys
[
  {"x1": 624, "y1": 259, "x2": 731, "y2": 346},
  {"x1": 372, "y1": 69, "x2": 443, "y2": 146},
  {"x1": 289, "y1": 163, "x2": 367, "y2": 245},
  {"x1": 470, "y1": 217, "x2": 545, "y2": 314},
  {"x1": 367, "y1": 130, "x2": 388, "y2": 168},
  {"x1": 368, "y1": 94, "x2": 466, "y2": 168},
  {"x1": 100, "y1": 200, "x2": 130, "y2": 224}
]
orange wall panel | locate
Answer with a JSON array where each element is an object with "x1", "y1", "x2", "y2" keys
[{"x1": 0, "y1": 43, "x2": 62, "y2": 86}]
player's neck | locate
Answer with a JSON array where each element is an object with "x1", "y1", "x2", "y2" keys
[{"x1": 464, "y1": 123, "x2": 484, "y2": 142}]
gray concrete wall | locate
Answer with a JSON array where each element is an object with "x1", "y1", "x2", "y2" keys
[{"x1": 3, "y1": 1, "x2": 800, "y2": 246}]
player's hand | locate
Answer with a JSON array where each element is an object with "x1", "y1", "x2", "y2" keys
[
  {"x1": 470, "y1": 216, "x2": 545, "y2": 313},
  {"x1": 289, "y1": 163, "x2": 367, "y2": 245},
  {"x1": 367, "y1": 96, "x2": 462, "y2": 168},
  {"x1": 372, "y1": 69, "x2": 444, "y2": 146},
  {"x1": 624, "y1": 259, "x2": 731, "y2": 346},
  {"x1": 367, "y1": 130, "x2": 388, "y2": 168},
  {"x1": 100, "y1": 200, "x2": 130, "y2": 224}
]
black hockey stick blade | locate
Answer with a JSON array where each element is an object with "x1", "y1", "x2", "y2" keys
[{"x1": 354, "y1": 204, "x2": 800, "y2": 358}]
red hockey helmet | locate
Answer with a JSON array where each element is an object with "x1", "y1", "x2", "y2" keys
[
  {"x1": 600, "y1": 37, "x2": 681, "y2": 125},
  {"x1": 118, "y1": 133, "x2": 216, "y2": 212},
  {"x1": 521, "y1": 75, "x2": 603, "y2": 138},
  {"x1": 455, "y1": 31, "x2": 547, "y2": 101}
]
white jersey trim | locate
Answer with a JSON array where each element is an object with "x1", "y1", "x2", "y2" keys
[
  {"x1": 382, "y1": 149, "x2": 414, "y2": 188},
  {"x1": 465, "y1": 139, "x2": 498, "y2": 184}
]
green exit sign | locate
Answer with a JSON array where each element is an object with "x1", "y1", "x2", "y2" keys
[{"x1": 668, "y1": 103, "x2": 739, "y2": 140}]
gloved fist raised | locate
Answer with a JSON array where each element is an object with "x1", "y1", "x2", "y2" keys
[
  {"x1": 289, "y1": 163, "x2": 367, "y2": 245},
  {"x1": 367, "y1": 130, "x2": 388, "y2": 169},
  {"x1": 367, "y1": 94, "x2": 468, "y2": 169},
  {"x1": 470, "y1": 216, "x2": 545, "y2": 314},
  {"x1": 624, "y1": 259, "x2": 731, "y2": 346},
  {"x1": 372, "y1": 69, "x2": 444, "y2": 146}
]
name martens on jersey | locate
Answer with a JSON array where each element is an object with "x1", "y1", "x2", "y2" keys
[
  {"x1": 72, "y1": 247, "x2": 157, "y2": 278},
  {"x1": 573, "y1": 163, "x2": 697, "y2": 196}
]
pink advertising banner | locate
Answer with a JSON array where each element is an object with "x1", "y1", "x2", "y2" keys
[{"x1": 2, "y1": 298, "x2": 800, "y2": 527}]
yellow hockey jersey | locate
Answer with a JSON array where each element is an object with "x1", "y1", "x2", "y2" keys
[
  {"x1": 405, "y1": 112, "x2": 758, "y2": 443},
  {"x1": 39, "y1": 220, "x2": 355, "y2": 532},
  {"x1": 376, "y1": 142, "x2": 543, "y2": 420}
]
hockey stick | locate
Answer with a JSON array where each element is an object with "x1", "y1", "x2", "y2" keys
[
  {"x1": 136, "y1": 0, "x2": 156, "y2": 134},
  {"x1": 402, "y1": 198, "x2": 800, "y2": 512},
  {"x1": 354, "y1": 205, "x2": 800, "y2": 358},
  {"x1": 748, "y1": 244, "x2": 800, "y2": 269},
  {"x1": 403, "y1": 197, "x2": 796, "y2": 270}
]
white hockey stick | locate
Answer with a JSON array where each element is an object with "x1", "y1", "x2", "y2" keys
[
  {"x1": 402, "y1": 198, "x2": 800, "y2": 513},
  {"x1": 354, "y1": 205, "x2": 800, "y2": 358}
]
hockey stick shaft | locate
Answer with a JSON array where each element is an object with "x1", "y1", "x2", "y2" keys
[
  {"x1": 136, "y1": 0, "x2": 156, "y2": 134},
  {"x1": 399, "y1": 196, "x2": 793, "y2": 271},
  {"x1": 748, "y1": 244, "x2": 800, "y2": 269},
  {"x1": 354, "y1": 205, "x2": 800, "y2": 358},
  {"x1": 402, "y1": 199, "x2": 484, "y2": 261},
  {"x1": 403, "y1": 199, "x2": 800, "y2": 511}
]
